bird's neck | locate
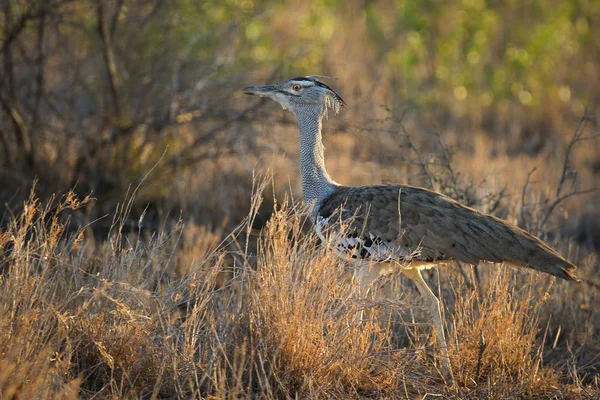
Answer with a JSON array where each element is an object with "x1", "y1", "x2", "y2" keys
[{"x1": 294, "y1": 105, "x2": 337, "y2": 220}]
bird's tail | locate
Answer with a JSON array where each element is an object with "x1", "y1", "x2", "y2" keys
[
  {"x1": 506, "y1": 260, "x2": 579, "y2": 281},
  {"x1": 504, "y1": 228, "x2": 580, "y2": 282}
]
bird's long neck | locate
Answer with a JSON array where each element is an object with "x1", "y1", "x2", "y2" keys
[{"x1": 294, "y1": 105, "x2": 337, "y2": 220}]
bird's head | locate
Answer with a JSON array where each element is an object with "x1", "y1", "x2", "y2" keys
[{"x1": 243, "y1": 76, "x2": 345, "y2": 116}]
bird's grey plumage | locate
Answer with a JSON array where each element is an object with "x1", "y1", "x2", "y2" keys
[
  {"x1": 295, "y1": 98, "x2": 337, "y2": 217},
  {"x1": 318, "y1": 184, "x2": 578, "y2": 280},
  {"x1": 243, "y1": 76, "x2": 579, "y2": 282}
]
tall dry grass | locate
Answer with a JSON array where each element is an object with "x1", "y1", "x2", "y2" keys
[{"x1": 0, "y1": 166, "x2": 598, "y2": 398}]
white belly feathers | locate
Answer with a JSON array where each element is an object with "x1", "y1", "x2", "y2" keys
[{"x1": 315, "y1": 215, "x2": 412, "y2": 263}]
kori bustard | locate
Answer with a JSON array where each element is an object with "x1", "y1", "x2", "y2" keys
[{"x1": 243, "y1": 76, "x2": 579, "y2": 383}]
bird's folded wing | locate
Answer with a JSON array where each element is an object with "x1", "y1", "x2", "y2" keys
[{"x1": 317, "y1": 184, "x2": 578, "y2": 281}]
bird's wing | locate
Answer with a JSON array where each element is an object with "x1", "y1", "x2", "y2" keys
[
  {"x1": 318, "y1": 185, "x2": 579, "y2": 281},
  {"x1": 317, "y1": 185, "x2": 448, "y2": 263}
]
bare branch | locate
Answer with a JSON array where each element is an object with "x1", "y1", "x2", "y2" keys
[
  {"x1": 0, "y1": 0, "x2": 71, "y2": 53},
  {"x1": 0, "y1": 126, "x2": 10, "y2": 166},
  {"x1": 30, "y1": 4, "x2": 48, "y2": 155},
  {"x1": 555, "y1": 112, "x2": 588, "y2": 199},
  {"x1": 165, "y1": 99, "x2": 268, "y2": 168},
  {"x1": 537, "y1": 188, "x2": 599, "y2": 232},
  {"x1": 97, "y1": 1, "x2": 125, "y2": 120},
  {"x1": 537, "y1": 111, "x2": 599, "y2": 232},
  {"x1": 141, "y1": 0, "x2": 165, "y2": 27},
  {"x1": 519, "y1": 167, "x2": 537, "y2": 229},
  {"x1": 2, "y1": 1, "x2": 17, "y2": 101},
  {"x1": 0, "y1": 91, "x2": 33, "y2": 166},
  {"x1": 401, "y1": 124, "x2": 435, "y2": 189},
  {"x1": 573, "y1": 132, "x2": 600, "y2": 142},
  {"x1": 110, "y1": 0, "x2": 125, "y2": 39}
]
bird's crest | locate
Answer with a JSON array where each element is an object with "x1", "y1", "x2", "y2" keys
[{"x1": 291, "y1": 76, "x2": 345, "y2": 116}]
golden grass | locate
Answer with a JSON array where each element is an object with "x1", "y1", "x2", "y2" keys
[{"x1": 0, "y1": 168, "x2": 598, "y2": 399}]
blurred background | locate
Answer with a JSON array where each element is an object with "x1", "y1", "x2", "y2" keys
[{"x1": 1, "y1": 0, "x2": 599, "y2": 251}]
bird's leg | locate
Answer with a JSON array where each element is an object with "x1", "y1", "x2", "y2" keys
[
  {"x1": 401, "y1": 267, "x2": 454, "y2": 385},
  {"x1": 353, "y1": 263, "x2": 391, "y2": 323}
]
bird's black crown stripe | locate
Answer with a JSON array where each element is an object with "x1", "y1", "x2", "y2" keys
[{"x1": 290, "y1": 76, "x2": 345, "y2": 106}]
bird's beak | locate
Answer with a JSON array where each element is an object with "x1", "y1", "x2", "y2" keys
[{"x1": 243, "y1": 85, "x2": 278, "y2": 97}]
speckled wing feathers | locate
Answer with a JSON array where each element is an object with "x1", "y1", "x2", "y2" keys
[{"x1": 317, "y1": 185, "x2": 579, "y2": 281}]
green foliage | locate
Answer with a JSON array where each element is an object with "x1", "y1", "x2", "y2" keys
[{"x1": 356, "y1": 0, "x2": 598, "y2": 109}]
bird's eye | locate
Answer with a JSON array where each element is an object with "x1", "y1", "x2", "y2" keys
[{"x1": 292, "y1": 84, "x2": 302, "y2": 91}]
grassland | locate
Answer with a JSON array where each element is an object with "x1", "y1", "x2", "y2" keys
[
  {"x1": 1, "y1": 1, "x2": 600, "y2": 398},
  {"x1": 1, "y1": 113, "x2": 599, "y2": 398}
]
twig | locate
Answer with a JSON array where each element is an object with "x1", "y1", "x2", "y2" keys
[
  {"x1": 475, "y1": 331, "x2": 487, "y2": 382},
  {"x1": 433, "y1": 127, "x2": 459, "y2": 193},
  {"x1": 537, "y1": 111, "x2": 599, "y2": 232},
  {"x1": 165, "y1": 99, "x2": 268, "y2": 168},
  {"x1": 555, "y1": 113, "x2": 588, "y2": 200},
  {"x1": 400, "y1": 123, "x2": 435, "y2": 189},
  {"x1": 519, "y1": 167, "x2": 537, "y2": 229},
  {"x1": 537, "y1": 188, "x2": 599, "y2": 233}
]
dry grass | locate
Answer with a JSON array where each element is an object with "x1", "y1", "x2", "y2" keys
[{"x1": 0, "y1": 162, "x2": 598, "y2": 399}]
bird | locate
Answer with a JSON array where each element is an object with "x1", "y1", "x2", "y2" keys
[{"x1": 243, "y1": 76, "x2": 580, "y2": 384}]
